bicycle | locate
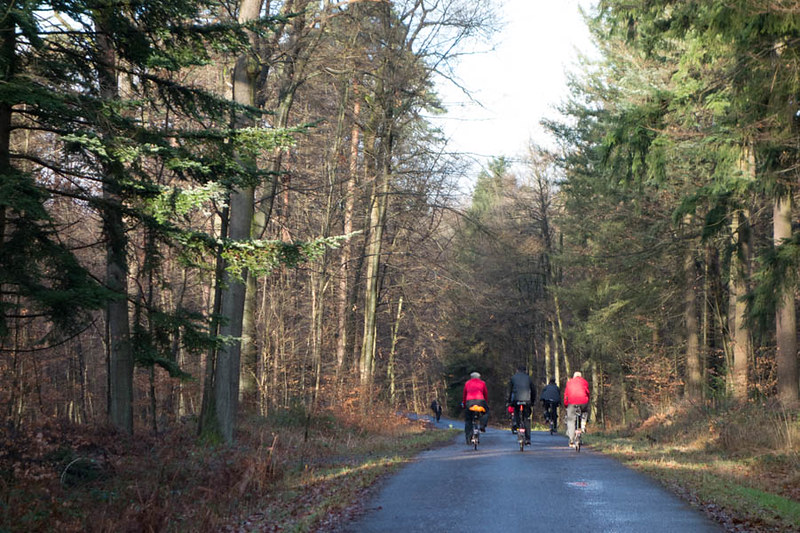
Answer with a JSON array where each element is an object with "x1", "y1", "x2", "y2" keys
[
  {"x1": 467, "y1": 405, "x2": 485, "y2": 450},
  {"x1": 573, "y1": 406, "x2": 584, "y2": 452},
  {"x1": 542, "y1": 400, "x2": 558, "y2": 435},
  {"x1": 513, "y1": 402, "x2": 528, "y2": 451}
]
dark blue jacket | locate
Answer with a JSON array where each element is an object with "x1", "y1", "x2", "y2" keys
[
  {"x1": 507, "y1": 372, "x2": 536, "y2": 404},
  {"x1": 540, "y1": 383, "x2": 561, "y2": 403}
]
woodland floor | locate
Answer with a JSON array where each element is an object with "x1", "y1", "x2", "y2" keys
[{"x1": 0, "y1": 402, "x2": 798, "y2": 532}]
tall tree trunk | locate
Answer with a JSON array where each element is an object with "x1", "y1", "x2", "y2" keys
[
  {"x1": 774, "y1": 191, "x2": 798, "y2": 406},
  {"x1": 684, "y1": 242, "x2": 702, "y2": 401},
  {"x1": 387, "y1": 295, "x2": 403, "y2": 404},
  {"x1": 544, "y1": 321, "x2": 552, "y2": 383},
  {"x1": 702, "y1": 244, "x2": 713, "y2": 391},
  {"x1": 239, "y1": 212, "x2": 266, "y2": 402},
  {"x1": 96, "y1": 12, "x2": 134, "y2": 434},
  {"x1": 201, "y1": 0, "x2": 260, "y2": 443},
  {"x1": 730, "y1": 145, "x2": 754, "y2": 402},
  {"x1": 0, "y1": 7, "x2": 13, "y2": 345},
  {"x1": 555, "y1": 295, "x2": 570, "y2": 376},
  {"x1": 359, "y1": 146, "x2": 391, "y2": 387},
  {"x1": 550, "y1": 319, "x2": 561, "y2": 385},
  {"x1": 310, "y1": 269, "x2": 326, "y2": 407},
  {"x1": 336, "y1": 91, "x2": 361, "y2": 376}
]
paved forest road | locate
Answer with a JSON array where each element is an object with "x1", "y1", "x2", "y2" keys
[{"x1": 343, "y1": 417, "x2": 721, "y2": 533}]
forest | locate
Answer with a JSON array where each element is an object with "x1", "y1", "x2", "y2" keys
[{"x1": 1, "y1": 0, "x2": 800, "y2": 528}]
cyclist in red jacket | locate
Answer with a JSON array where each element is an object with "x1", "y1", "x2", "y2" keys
[
  {"x1": 564, "y1": 371, "x2": 590, "y2": 447},
  {"x1": 461, "y1": 372, "x2": 489, "y2": 443}
]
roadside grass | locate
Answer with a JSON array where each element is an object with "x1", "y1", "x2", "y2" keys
[
  {"x1": 588, "y1": 402, "x2": 800, "y2": 532},
  {"x1": 0, "y1": 404, "x2": 458, "y2": 532}
]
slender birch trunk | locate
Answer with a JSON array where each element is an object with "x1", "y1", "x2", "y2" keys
[{"x1": 387, "y1": 295, "x2": 403, "y2": 404}]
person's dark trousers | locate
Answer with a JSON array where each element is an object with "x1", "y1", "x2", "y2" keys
[
  {"x1": 566, "y1": 403, "x2": 589, "y2": 443},
  {"x1": 464, "y1": 399, "x2": 489, "y2": 440},
  {"x1": 543, "y1": 400, "x2": 558, "y2": 427},
  {"x1": 514, "y1": 403, "x2": 532, "y2": 442}
]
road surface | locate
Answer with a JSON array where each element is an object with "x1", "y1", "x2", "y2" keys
[{"x1": 343, "y1": 416, "x2": 721, "y2": 532}]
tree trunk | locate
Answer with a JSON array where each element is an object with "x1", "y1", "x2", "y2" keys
[
  {"x1": 684, "y1": 241, "x2": 702, "y2": 401},
  {"x1": 359, "y1": 149, "x2": 390, "y2": 387},
  {"x1": 544, "y1": 321, "x2": 552, "y2": 383},
  {"x1": 336, "y1": 92, "x2": 361, "y2": 376},
  {"x1": 554, "y1": 295, "x2": 570, "y2": 376},
  {"x1": 550, "y1": 319, "x2": 561, "y2": 385},
  {"x1": 774, "y1": 192, "x2": 798, "y2": 406},
  {"x1": 239, "y1": 212, "x2": 266, "y2": 402},
  {"x1": 590, "y1": 359, "x2": 600, "y2": 426},
  {"x1": 96, "y1": 12, "x2": 134, "y2": 434},
  {"x1": 200, "y1": 0, "x2": 260, "y2": 443},
  {"x1": 387, "y1": 295, "x2": 403, "y2": 404},
  {"x1": 310, "y1": 269, "x2": 326, "y2": 407},
  {"x1": 730, "y1": 145, "x2": 754, "y2": 402}
]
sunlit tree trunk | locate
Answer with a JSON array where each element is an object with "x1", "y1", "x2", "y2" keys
[
  {"x1": 555, "y1": 295, "x2": 570, "y2": 376},
  {"x1": 591, "y1": 359, "x2": 600, "y2": 426},
  {"x1": 550, "y1": 319, "x2": 561, "y2": 385},
  {"x1": 200, "y1": 0, "x2": 260, "y2": 443},
  {"x1": 729, "y1": 145, "x2": 754, "y2": 402},
  {"x1": 387, "y1": 295, "x2": 403, "y2": 404},
  {"x1": 240, "y1": 0, "x2": 315, "y2": 403},
  {"x1": 544, "y1": 323, "x2": 552, "y2": 383},
  {"x1": 359, "y1": 146, "x2": 391, "y2": 387},
  {"x1": 336, "y1": 92, "x2": 361, "y2": 376},
  {"x1": 774, "y1": 192, "x2": 798, "y2": 405}
]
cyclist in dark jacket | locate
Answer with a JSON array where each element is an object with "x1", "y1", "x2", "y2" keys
[
  {"x1": 540, "y1": 378, "x2": 561, "y2": 430},
  {"x1": 507, "y1": 365, "x2": 536, "y2": 445}
]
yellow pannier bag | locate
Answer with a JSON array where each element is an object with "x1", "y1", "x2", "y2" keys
[{"x1": 468, "y1": 405, "x2": 486, "y2": 413}]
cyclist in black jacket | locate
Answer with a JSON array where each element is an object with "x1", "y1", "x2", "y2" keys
[
  {"x1": 540, "y1": 378, "x2": 561, "y2": 431},
  {"x1": 507, "y1": 365, "x2": 536, "y2": 445}
]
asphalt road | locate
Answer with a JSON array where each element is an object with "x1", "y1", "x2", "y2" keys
[{"x1": 343, "y1": 416, "x2": 722, "y2": 533}]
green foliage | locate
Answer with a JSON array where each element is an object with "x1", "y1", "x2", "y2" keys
[
  {"x1": 144, "y1": 182, "x2": 225, "y2": 224},
  {"x1": 222, "y1": 234, "x2": 354, "y2": 280},
  {"x1": 0, "y1": 169, "x2": 111, "y2": 340},
  {"x1": 748, "y1": 233, "x2": 800, "y2": 331}
]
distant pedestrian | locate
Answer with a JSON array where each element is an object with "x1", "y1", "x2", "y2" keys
[{"x1": 430, "y1": 399, "x2": 442, "y2": 423}]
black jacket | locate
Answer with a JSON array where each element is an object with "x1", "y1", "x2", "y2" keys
[
  {"x1": 507, "y1": 372, "x2": 536, "y2": 404},
  {"x1": 540, "y1": 383, "x2": 561, "y2": 404}
]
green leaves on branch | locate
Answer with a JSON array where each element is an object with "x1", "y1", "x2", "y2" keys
[
  {"x1": 144, "y1": 182, "x2": 225, "y2": 224},
  {"x1": 234, "y1": 126, "x2": 298, "y2": 159},
  {"x1": 222, "y1": 233, "x2": 358, "y2": 279}
]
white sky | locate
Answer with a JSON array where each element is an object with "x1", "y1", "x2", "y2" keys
[{"x1": 432, "y1": 0, "x2": 597, "y2": 179}]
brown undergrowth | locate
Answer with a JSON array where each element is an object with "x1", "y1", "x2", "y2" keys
[
  {"x1": 589, "y1": 401, "x2": 800, "y2": 532},
  {"x1": 0, "y1": 404, "x2": 456, "y2": 532}
]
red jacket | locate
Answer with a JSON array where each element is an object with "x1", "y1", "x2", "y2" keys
[
  {"x1": 564, "y1": 376, "x2": 590, "y2": 406},
  {"x1": 463, "y1": 378, "x2": 488, "y2": 403}
]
